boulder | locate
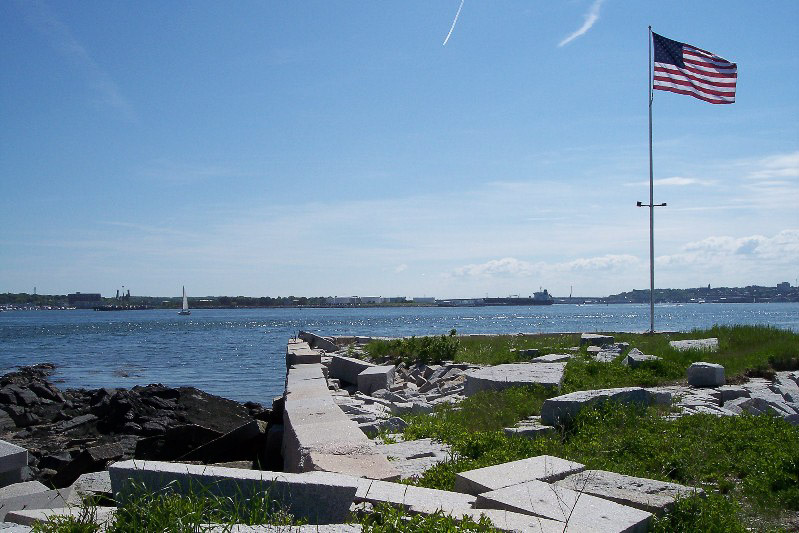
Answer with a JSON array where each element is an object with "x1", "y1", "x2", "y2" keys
[
  {"x1": 686, "y1": 362, "x2": 725, "y2": 387},
  {"x1": 531, "y1": 353, "x2": 573, "y2": 363}
]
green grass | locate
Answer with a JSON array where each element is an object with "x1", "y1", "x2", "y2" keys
[
  {"x1": 402, "y1": 395, "x2": 799, "y2": 531},
  {"x1": 32, "y1": 481, "x2": 298, "y2": 533}
]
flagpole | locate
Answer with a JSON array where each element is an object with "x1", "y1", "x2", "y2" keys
[{"x1": 648, "y1": 26, "x2": 655, "y2": 334}]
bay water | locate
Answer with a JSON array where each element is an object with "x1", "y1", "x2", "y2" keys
[{"x1": 1, "y1": 303, "x2": 797, "y2": 404}]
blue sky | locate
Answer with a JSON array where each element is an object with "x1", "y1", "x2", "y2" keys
[{"x1": 2, "y1": 1, "x2": 797, "y2": 298}]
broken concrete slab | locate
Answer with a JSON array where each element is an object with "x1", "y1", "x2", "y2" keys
[
  {"x1": 554, "y1": 470, "x2": 704, "y2": 514},
  {"x1": 72, "y1": 471, "x2": 112, "y2": 498},
  {"x1": 357, "y1": 366, "x2": 396, "y2": 396},
  {"x1": 580, "y1": 334, "x2": 614, "y2": 346},
  {"x1": 0, "y1": 522, "x2": 31, "y2": 532},
  {"x1": 298, "y1": 331, "x2": 339, "y2": 352},
  {"x1": 621, "y1": 352, "x2": 662, "y2": 368},
  {"x1": 457, "y1": 508, "x2": 594, "y2": 533},
  {"x1": 374, "y1": 438, "x2": 451, "y2": 480},
  {"x1": 669, "y1": 338, "x2": 719, "y2": 352},
  {"x1": 0, "y1": 486, "x2": 77, "y2": 522},
  {"x1": 4, "y1": 507, "x2": 116, "y2": 528},
  {"x1": 353, "y1": 478, "x2": 476, "y2": 516},
  {"x1": 475, "y1": 479, "x2": 651, "y2": 533},
  {"x1": 464, "y1": 363, "x2": 566, "y2": 396},
  {"x1": 0, "y1": 483, "x2": 47, "y2": 501},
  {"x1": 541, "y1": 387, "x2": 659, "y2": 426},
  {"x1": 329, "y1": 356, "x2": 377, "y2": 386},
  {"x1": 503, "y1": 416, "x2": 555, "y2": 439},
  {"x1": 686, "y1": 362, "x2": 725, "y2": 387},
  {"x1": 531, "y1": 353, "x2": 573, "y2": 363},
  {"x1": 109, "y1": 460, "x2": 359, "y2": 524},
  {"x1": 454, "y1": 455, "x2": 585, "y2": 496}
]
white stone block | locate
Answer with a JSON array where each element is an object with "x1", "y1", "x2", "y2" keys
[
  {"x1": 330, "y1": 356, "x2": 376, "y2": 386},
  {"x1": 686, "y1": 362, "x2": 725, "y2": 387},
  {"x1": 357, "y1": 366, "x2": 395, "y2": 396},
  {"x1": 454, "y1": 455, "x2": 584, "y2": 496},
  {"x1": 475, "y1": 479, "x2": 651, "y2": 533}
]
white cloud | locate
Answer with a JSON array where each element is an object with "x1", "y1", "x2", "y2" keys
[
  {"x1": 747, "y1": 151, "x2": 799, "y2": 180},
  {"x1": 657, "y1": 230, "x2": 799, "y2": 267},
  {"x1": 624, "y1": 176, "x2": 716, "y2": 187},
  {"x1": 558, "y1": 0, "x2": 605, "y2": 47},
  {"x1": 450, "y1": 254, "x2": 640, "y2": 279}
]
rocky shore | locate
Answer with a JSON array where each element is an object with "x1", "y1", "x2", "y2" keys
[{"x1": 0, "y1": 363, "x2": 279, "y2": 489}]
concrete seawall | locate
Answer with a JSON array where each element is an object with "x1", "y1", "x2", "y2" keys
[{"x1": 281, "y1": 341, "x2": 398, "y2": 481}]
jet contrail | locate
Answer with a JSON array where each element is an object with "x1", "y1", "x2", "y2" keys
[{"x1": 443, "y1": 0, "x2": 465, "y2": 46}]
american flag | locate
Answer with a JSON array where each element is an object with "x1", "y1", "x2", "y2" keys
[{"x1": 652, "y1": 32, "x2": 737, "y2": 104}]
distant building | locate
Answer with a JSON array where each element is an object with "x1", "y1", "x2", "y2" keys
[
  {"x1": 412, "y1": 297, "x2": 436, "y2": 304},
  {"x1": 387, "y1": 297, "x2": 408, "y2": 304},
  {"x1": 327, "y1": 296, "x2": 358, "y2": 305},
  {"x1": 777, "y1": 281, "x2": 791, "y2": 291},
  {"x1": 360, "y1": 296, "x2": 384, "y2": 304},
  {"x1": 67, "y1": 292, "x2": 102, "y2": 309}
]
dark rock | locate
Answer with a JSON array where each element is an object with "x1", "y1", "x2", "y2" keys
[
  {"x1": 4, "y1": 405, "x2": 38, "y2": 428},
  {"x1": 180, "y1": 420, "x2": 267, "y2": 464},
  {"x1": 135, "y1": 424, "x2": 222, "y2": 460},
  {"x1": 54, "y1": 414, "x2": 98, "y2": 432},
  {"x1": 0, "y1": 387, "x2": 18, "y2": 405},
  {"x1": 139, "y1": 419, "x2": 168, "y2": 436},
  {"x1": 29, "y1": 383, "x2": 64, "y2": 403},
  {"x1": 265, "y1": 424, "x2": 284, "y2": 471},
  {"x1": 38, "y1": 452, "x2": 73, "y2": 471},
  {"x1": 52, "y1": 443, "x2": 123, "y2": 488}
]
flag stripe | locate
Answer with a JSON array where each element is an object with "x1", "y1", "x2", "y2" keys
[
  {"x1": 652, "y1": 32, "x2": 736, "y2": 105},
  {"x1": 653, "y1": 84, "x2": 734, "y2": 104},
  {"x1": 654, "y1": 64, "x2": 737, "y2": 89}
]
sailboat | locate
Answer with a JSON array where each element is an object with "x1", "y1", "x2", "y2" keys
[{"x1": 178, "y1": 286, "x2": 191, "y2": 315}]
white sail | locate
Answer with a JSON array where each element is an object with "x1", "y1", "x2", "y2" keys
[{"x1": 179, "y1": 286, "x2": 191, "y2": 315}]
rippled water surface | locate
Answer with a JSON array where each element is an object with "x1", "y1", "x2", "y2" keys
[{"x1": 1, "y1": 303, "x2": 797, "y2": 403}]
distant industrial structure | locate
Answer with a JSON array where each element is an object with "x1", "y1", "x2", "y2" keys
[{"x1": 67, "y1": 292, "x2": 102, "y2": 309}]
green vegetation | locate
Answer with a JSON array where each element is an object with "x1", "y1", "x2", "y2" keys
[
  {"x1": 366, "y1": 333, "x2": 461, "y2": 365},
  {"x1": 361, "y1": 503, "x2": 499, "y2": 532},
  {"x1": 32, "y1": 482, "x2": 298, "y2": 533},
  {"x1": 366, "y1": 325, "x2": 799, "y2": 388}
]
